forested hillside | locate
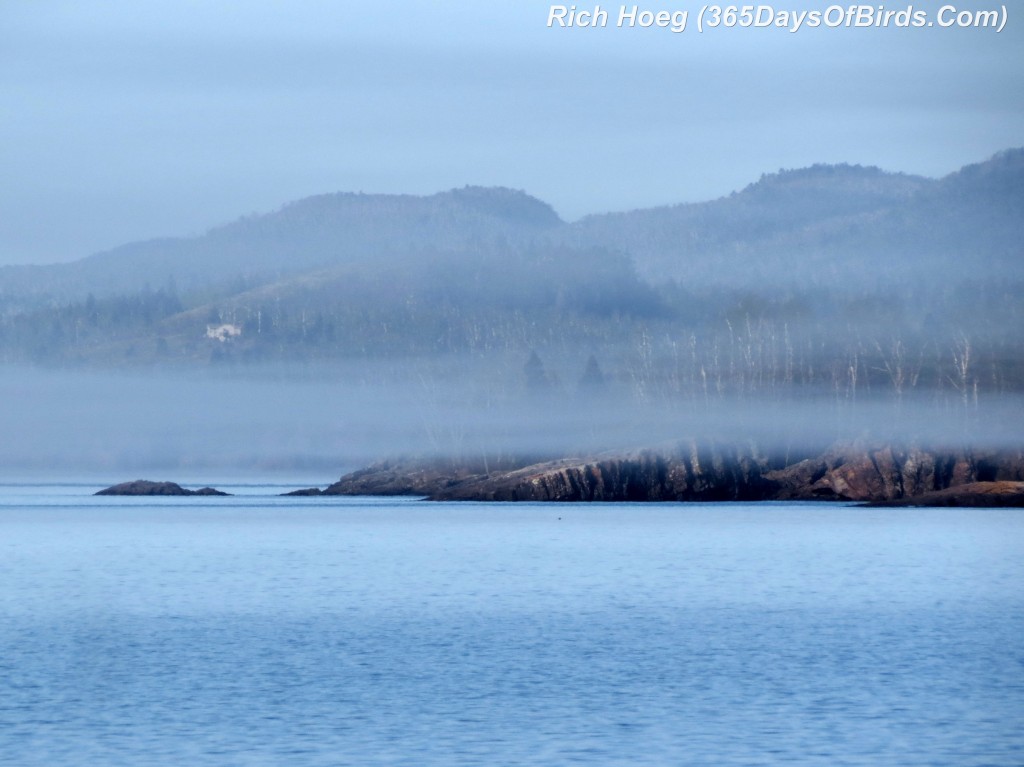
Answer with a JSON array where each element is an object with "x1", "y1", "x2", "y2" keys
[
  {"x1": 569, "y1": 149, "x2": 1024, "y2": 288},
  {"x1": 1, "y1": 150, "x2": 1021, "y2": 428}
]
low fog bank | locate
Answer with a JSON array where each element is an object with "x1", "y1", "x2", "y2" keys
[{"x1": 2, "y1": 362, "x2": 1020, "y2": 479}]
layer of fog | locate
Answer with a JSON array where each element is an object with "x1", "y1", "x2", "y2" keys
[{"x1": 2, "y1": 362, "x2": 1020, "y2": 483}]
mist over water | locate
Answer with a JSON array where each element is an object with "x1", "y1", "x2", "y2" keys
[
  {"x1": 2, "y1": 361, "x2": 1020, "y2": 478},
  {"x1": 1, "y1": 153, "x2": 1021, "y2": 479}
]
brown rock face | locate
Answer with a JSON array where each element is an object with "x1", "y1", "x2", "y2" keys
[
  {"x1": 864, "y1": 481, "x2": 1024, "y2": 507},
  {"x1": 432, "y1": 442, "x2": 777, "y2": 502},
  {"x1": 326, "y1": 443, "x2": 1024, "y2": 504},
  {"x1": 765, "y1": 445, "x2": 1024, "y2": 502}
]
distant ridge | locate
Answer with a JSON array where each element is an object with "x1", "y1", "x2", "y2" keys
[
  {"x1": 0, "y1": 186, "x2": 564, "y2": 305},
  {"x1": 568, "y1": 149, "x2": 1023, "y2": 285},
  {"x1": 0, "y1": 149, "x2": 1020, "y2": 306}
]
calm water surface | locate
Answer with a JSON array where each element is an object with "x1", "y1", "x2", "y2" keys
[{"x1": 1, "y1": 483, "x2": 1022, "y2": 766}]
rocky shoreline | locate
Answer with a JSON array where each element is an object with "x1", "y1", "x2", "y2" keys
[
  {"x1": 860, "y1": 481, "x2": 1024, "y2": 507},
  {"x1": 318, "y1": 442, "x2": 1024, "y2": 507},
  {"x1": 95, "y1": 442, "x2": 1024, "y2": 507}
]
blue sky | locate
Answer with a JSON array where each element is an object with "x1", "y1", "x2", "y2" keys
[{"x1": 1, "y1": 0, "x2": 1021, "y2": 264}]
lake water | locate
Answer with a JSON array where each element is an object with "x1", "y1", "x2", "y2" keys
[{"x1": 1, "y1": 483, "x2": 1022, "y2": 766}]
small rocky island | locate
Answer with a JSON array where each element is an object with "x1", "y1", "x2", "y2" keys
[{"x1": 96, "y1": 480, "x2": 230, "y2": 496}]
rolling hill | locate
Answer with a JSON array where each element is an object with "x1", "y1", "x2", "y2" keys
[{"x1": 0, "y1": 150, "x2": 1020, "y2": 401}]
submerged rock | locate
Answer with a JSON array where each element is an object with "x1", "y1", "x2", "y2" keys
[{"x1": 95, "y1": 480, "x2": 230, "y2": 496}]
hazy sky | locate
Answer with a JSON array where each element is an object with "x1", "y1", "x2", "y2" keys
[{"x1": 2, "y1": 0, "x2": 1021, "y2": 265}]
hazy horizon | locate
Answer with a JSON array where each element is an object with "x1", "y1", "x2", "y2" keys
[{"x1": 2, "y1": 0, "x2": 1021, "y2": 265}]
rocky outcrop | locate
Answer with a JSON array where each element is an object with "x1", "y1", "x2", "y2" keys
[
  {"x1": 95, "y1": 480, "x2": 230, "y2": 496},
  {"x1": 764, "y1": 445, "x2": 1024, "y2": 501},
  {"x1": 863, "y1": 481, "x2": 1024, "y2": 507},
  {"x1": 326, "y1": 443, "x2": 1024, "y2": 505},
  {"x1": 323, "y1": 456, "x2": 543, "y2": 497},
  {"x1": 282, "y1": 487, "x2": 324, "y2": 496},
  {"x1": 430, "y1": 442, "x2": 778, "y2": 502}
]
